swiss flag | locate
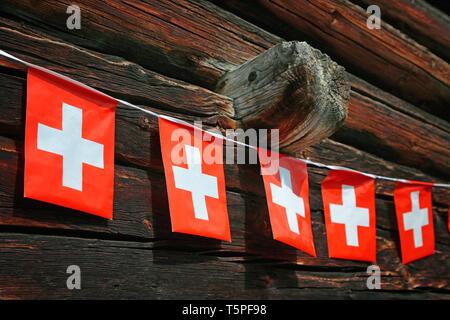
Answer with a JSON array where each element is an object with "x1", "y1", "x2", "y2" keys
[
  {"x1": 258, "y1": 149, "x2": 316, "y2": 256},
  {"x1": 394, "y1": 182, "x2": 434, "y2": 264},
  {"x1": 158, "y1": 118, "x2": 231, "y2": 241},
  {"x1": 321, "y1": 170, "x2": 376, "y2": 262},
  {"x1": 24, "y1": 67, "x2": 117, "y2": 219}
]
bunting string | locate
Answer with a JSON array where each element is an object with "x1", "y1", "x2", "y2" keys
[{"x1": 1, "y1": 49, "x2": 449, "y2": 188}]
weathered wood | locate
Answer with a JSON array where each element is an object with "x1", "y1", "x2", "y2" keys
[
  {"x1": 0, "y1": 17, "x2": 448, "y2": 180},
  {"x1": 216, "y1": 41, "x2": 350, "y2": 149},
  {"x1": 0, "y1": 69, "x2": 448, "y2": 207},
  {"x1": 213, "y1": 0, "x2": 450, "y2": 119},
  {"x1": 0, "y1": 0, "x2": 448, "y2": 300},
  {"x1": 0, "y1": 0, "x2": 277, "y2": 89},
  {"x1": 356, "y1": 0, "x2": 450, "y2": 61},
  {"x1": 346, "y1": 73, "x2": 449, "y2": 133},
  {"x1": 1, "y1": 136, "x2": 449, "y2": 261},
  {"x1": 333, "y1": 90, "x2": 450, "y2": 178},
  {"x1": 0, "y1": 20, "x2": 234, "y2": 124},
  {"x1": 1, "y1": 6, "x2": 448, "y2": 180},
  {"x1": 0, "y1": 232, "x2": 447, "y2": 299}
]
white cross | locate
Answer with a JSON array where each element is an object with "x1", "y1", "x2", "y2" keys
[
  {"x1": 37, "y1": 103, "x2": 104, "y2": 191},
  {"x1": 329, "y1": 184, "x2": 370, "y2": 247},
  {"x1": 403, "y1": 191, "x2": 429, "y2": 248},
  {"x1": 270, "y1": 166, "x2": 305, "y2": 234},
  {"x1": 172, "y1": 145, "x2": 219, "y2": 220}
]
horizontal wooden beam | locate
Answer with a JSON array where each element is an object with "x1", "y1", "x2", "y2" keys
[
  {"x1": 357, "y1": 0, "x2": 450, "y2": 61},
  {"x1": 335, "y1": 90, "x2": 449, "y2": 178},
  {"x1": 0, "y1": 68, "x2": 448, "y2": 207},
  {"x1": 0, "y1": 16, "x2": 447, "y2": 179},
  {"x1": 0, "y1": 0, "x2": 448, "y2": 300},
  {"x1": 0, "y1": 232, "x2": 447, "y2": 299},
  {"x1": 0, "y1": 0, "x2": 276, "y2": 89},
  {"x1": 213, "y1": 0, "x2": 450, "y2": 119}
]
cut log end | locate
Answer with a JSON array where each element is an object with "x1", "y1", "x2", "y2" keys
[{"x1": 215, "y1": 41, "x2": 350, "y2": 151}]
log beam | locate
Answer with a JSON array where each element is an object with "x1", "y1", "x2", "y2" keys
[
  {"x1": 216, "y1": 41, "x2": 350, "y2": 149},
  {"x1": 214, "y1": 0, "x2": 450, "y2": 119},
  {"x1": 0, "y1": 232, "x2": 447, "y2": 299},
  {"x1": 357, "y1": 0, "x2": 450, "y2": 61},
  {"x1": 0, "y1": 70, "x2": 448, "y2": 207}
]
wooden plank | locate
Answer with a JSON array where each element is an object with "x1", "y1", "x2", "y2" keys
[
  {"x1": 346, "y1": 73, "x2": 449, "y2": 133},
  {"x1": 0, "y1": 0, "x2": 277, "y2": 89},
  {"x1": 0, "y1": 232, "x2": 447, "y2": 299},
  {"x1": 356, "y1": 0, "x2": 450, "y2": 61},
  {"x1": 213, "y1": 0, "x2": 450, "y2": 119},
  {"x1": 0, "y1": 136, "x2": 155, "y2": 239},
  {"x1": 303, "y1": 140, "x2": 450, "y2": 206},
  {"x1": 0, "y1": 7, "x2": 448, "y2": 179},
  {"x1": 333, "y1": 90, "x2": 450, "y2": 178}
]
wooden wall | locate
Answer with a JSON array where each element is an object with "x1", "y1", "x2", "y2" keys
[{"x1": 0, "y1": 0, "x2": 448, "y2": 299}]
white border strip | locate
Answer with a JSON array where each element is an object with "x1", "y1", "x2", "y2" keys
[{"x1": 1, "y1": 49, "x2": 449, "y2": 188}]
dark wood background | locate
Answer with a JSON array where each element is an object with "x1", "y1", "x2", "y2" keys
[{"x1": 0, "y1": 0, "x2": 448, "y2": 299}]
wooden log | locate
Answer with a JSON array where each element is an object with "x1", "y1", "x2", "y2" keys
[
  {"x1": 334, "y1": 90, "x2": 450, "y2": 178},
  {"x1": 216, "y1": 41, "x2": 350, "y2": 149},
  {"x1": 0, "y1": 16, "x2": 448, "y2": 179},
  {"x1": 0, "y1": 5, "x2": 450, "y2": 179},
  {"x1": 0, "y1": 0, "x2": 278, "y2": 89},
  {"x1": 346, "y1": 73, "x2": 449, "y2": 133},
  {"x1": 0, "y1": 232, "x2": 447, "y2": 299},
  {"x1": 0, "y1": 21, "x2": 234, "y2": 126},
  {"x1": 357, "y1": 0, "x2": 450, "y2": 61},
  {"x1": 213, "y1": 0, "x2": 450, "y2": 119}
]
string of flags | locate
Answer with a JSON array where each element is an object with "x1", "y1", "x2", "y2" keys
[{"x1": 1, "y1": 49, "x2": 448, "y2": 265}]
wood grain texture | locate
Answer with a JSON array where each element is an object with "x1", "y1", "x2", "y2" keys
[
  {"x1": 0, "y1": 0, "x2": 277, "y2": 89},
  {"x1": 213, "y1": 0, "x2": 450, "y2": 119},
  {"x1": 0, "y1": 69, "x2": 448, "y2": 207},
  {"x1": 334, "y1": 90, "x2": 450, "y2": 178},
  {"x1": 0, "y1": 14, "x2": 448, "y2": 179},
  {"x1": 1, "y1": 136, "x2": 449, "y2": 264},
  {"x1": 0, "y1": 232, "x2": 448, "y2": 299},
  {"x1": 0, "y1": 0, "x2": 448, "y2": 299},
  {"x1": 355, "y1": 0, "x2": 450, "y2": 61},
  {"x1": 216, "y1": 41, "x2": 350, "y2": 149}
]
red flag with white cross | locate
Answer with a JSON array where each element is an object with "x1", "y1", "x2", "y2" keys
[
  {"x1": 321, "y1": 170, "x2": 376, "y2": 262},
  {"x1": 158, "y1": 117, "x2": 231, "y2": 241},
  {"x1": 24, "y1": 67, "x2": 117, "y2": 219},
  {"x1": 394, "y1": 181, "x2": 434, "y2": 264},
  {"x1": 258, "y1": 149, "x2": 316, "y2": 256}
]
